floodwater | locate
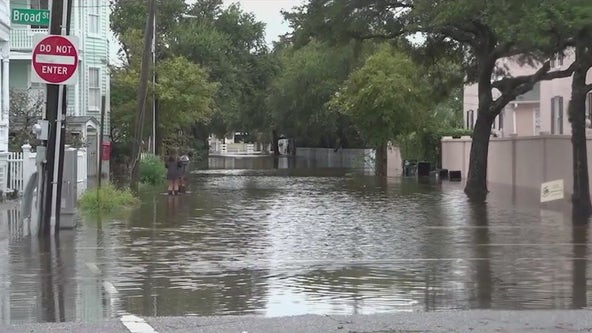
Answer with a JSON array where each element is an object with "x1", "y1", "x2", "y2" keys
[{"x1": 0, "y1": 155, "x2": 590, "y2": 324}]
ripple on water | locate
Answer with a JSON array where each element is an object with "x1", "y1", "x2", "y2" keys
[{"x1": 2, "y1": 166, "x2": 590, "y2": 322}]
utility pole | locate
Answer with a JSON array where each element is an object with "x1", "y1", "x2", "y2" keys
[
  {"x1": 40, "y1": 0, "x2": 72, "y2": 236},
  {"x1": 151, "y1": 5, "x2": 156, "y2": 154},
  {"x1": 130, "y1": 0, "x2": 156, "y2": 192}
]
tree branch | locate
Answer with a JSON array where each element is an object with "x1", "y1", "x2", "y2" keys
[
  {"x1": 492, "y1": 60, "x2": 576, "y2": 92},
  {"x1": 348, "y1": 29, "x2": 407, "y2": 41},
  {"x1": 491, "y1": 60, "x2": 576, "y2": 113}
]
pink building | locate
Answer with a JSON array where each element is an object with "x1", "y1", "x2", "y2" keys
[{"x1": 464, "y1": 51, "x2": 592, "y2": 136}]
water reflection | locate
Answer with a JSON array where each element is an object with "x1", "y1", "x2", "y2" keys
[
  {"x1": 572, "y1": 224, "x2": 588, "y2": 309},
  {"x1": 2, "y1": 156, "x2": 592, "y2": 323},
  {"x1": 0, "y1": 212, "x2": 112, "y2": 324},
  {"x1": 468, "y1": 202, "x2": 492, "y2": 309}
]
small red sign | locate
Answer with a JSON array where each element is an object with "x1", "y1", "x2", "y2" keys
[
  {"x1": 101, "y1": 142, "x2": 111, "y2": 161},
  {"x1": 32, "y1": 35, "x2": 79, "y2": 85}
]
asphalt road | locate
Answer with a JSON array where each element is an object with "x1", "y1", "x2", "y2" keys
[{"x1": 2, "y1": 310, "x2": 592, "y2": 333}]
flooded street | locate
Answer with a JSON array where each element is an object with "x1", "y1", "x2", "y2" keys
[{"x1": 0, "y1": 156, "x2": 590, "y2": 324}]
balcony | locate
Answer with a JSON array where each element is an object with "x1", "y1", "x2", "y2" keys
[
  {"x1": 0, "y1": 0, "x2": 9, "y2": 41},
  {"x1": 10, "y1": 27, "x2": 48, "y2": 51}
]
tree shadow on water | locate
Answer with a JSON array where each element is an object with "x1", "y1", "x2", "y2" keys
[
  {"x1": 467, "y1": 201, "x2": 492, "y2": 309},
  {"x1": 571, "y1": 213, "x2": 588, "y2": 309}
]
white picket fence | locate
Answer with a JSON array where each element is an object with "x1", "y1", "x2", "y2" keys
[{"x1": 0, "y1": 144, "x2": 88, "y2": 196}]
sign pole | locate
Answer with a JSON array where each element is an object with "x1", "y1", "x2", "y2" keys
[
  {"x1": 50, "y1": 0, "x2": 68, "y2": 231},
  {"x1": 38, "y1": 0, "x2": 76, "y2": 235},
  {"x1": 40, "y1": 0, "x2": 63, "y2": 236},
  {"x1": 53, "y1": 0, "x2": 73, "y2": 232}
]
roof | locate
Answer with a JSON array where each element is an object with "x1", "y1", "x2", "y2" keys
[{"x1": 66, "y1": 116, "x2": 99, "y2": 126}]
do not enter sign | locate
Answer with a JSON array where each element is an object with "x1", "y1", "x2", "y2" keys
[{"x1": 31, "y1": 34, "x2": 79, "y2": 85}]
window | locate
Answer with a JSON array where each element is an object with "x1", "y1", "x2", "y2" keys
[
  {"x1": 466, "y1": 110, "x2": 474, "y2": 130},
  {"x1": 551, "y1": 53, "x2": 564, "y2": 69},
  {"x1": 534, "y1": 108, "x2": 541, "y2": 135},
  {"x1": 498, "y1": 111, "x2": 504, "y2": 131},
  {"x1": 88, "y1": 0, "x2": 100, "y2": 34},
  {"x1": 88, "y1": 68, "x2": 100, "y2": 110},
  {"x1": 551, "y1": 96, "x2": 564, "y2": 135},
  {"x1": 587, "y1": 92, "x2": 592, "y2": 124},
  {"x1": 30, "y1": 0, "x2": 48, "y2": 29},
  {"x1": 30, "y1": 0, "x2": 48, "y2": 9}
]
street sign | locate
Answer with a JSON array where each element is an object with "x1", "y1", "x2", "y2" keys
[
  {"x1": 540, "y1": 179, "x2": 564, "y2": 203},
  {"x1": 11, "y1": 8, "x2": 50, "y2": 26},
  {"x1": 31, "y1": 35, "x2": 79, "y2": 85}
]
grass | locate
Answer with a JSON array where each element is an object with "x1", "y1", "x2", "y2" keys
[{"x1": 78, "y1": 183, "x2": 140, "y2": 215}]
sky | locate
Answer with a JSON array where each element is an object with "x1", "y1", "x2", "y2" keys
[{"x1": 109, "y1": 0, "x2": 305, "y2": 63}]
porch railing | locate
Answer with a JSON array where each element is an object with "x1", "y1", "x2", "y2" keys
[{"x1": 10, "y1": 28, "x2": 49, "y2": 50}]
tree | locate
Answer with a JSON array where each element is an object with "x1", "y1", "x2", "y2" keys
[
  {"x1": 178, "y1": 3, "x2": 273, "y2": 139},
  {"x1": 109, "y1": 66, "x2": 138, "y2": 144},
  {"x1": 286, "y1": 0, "x2": 578, "y2": 200},
  {"x1": 416, "y1": 1, "x2": 576, "y2": 201},
  {"x1": 266, "y1": 40, "x2": 365, "y2": 148},
  {"x1": 110, "y1": 0, "x2": 186, "y2": 63},
  {"x1": 329, "y1": 44, "x2": 431, "y2": 175},
  {"x1": 558, "y1": 1, "x2": 592, "y2": 218},
  {"x1": 155, "y1": 56, "x2": 218, "y2": 147},
  {"x1": 9, "y1": 89, "x2": 44, "y2": 151}
]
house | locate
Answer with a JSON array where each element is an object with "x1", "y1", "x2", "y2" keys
[
  {"x1": 0, "y1": 1, "x2": 9, "y2": 152},
  {"x1": 8, "y1": 0, "x2": 110, "y2": 174},
  {"x1": 464, "y1": 51, "x2": 592, "y2": 136}
]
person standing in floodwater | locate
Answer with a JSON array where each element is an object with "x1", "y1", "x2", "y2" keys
[
  {"x1": 165, "y1": 152, "x2": 181, "y2": 195},
  {"x1": 178, "y1": 153, "x2": 190, "y2": 193}
]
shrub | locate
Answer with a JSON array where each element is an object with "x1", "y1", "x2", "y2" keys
[
  {"x1": 78, "y1": 183, "x2": 140, "y2": 214},
  {"x1": 140, "y1": 154, "x2": 165, "y2": 185}
]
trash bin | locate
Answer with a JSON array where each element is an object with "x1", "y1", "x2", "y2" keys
[
  {"x1": 417, "y1": 162, "x2": 430, "y2": 177},
  {"x1": 449, "y1": 170, "x2": 462, "y2": 182},
  {"x1": 403, "y1": 160, "x2": 417, "y2": 177}
]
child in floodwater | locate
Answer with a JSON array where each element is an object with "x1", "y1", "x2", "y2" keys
[{"x1": 165, "y1": 152, "x2": 181, "y2": 195}]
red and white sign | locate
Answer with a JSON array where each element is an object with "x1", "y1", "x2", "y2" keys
[{"x1": 31, "y1": 34, "x2": 79, "y2": 85}]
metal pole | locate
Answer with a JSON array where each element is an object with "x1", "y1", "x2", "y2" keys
[
  {"x1": 98, "y1": 95, "x2": 105, "y2": 189},
  {"x1": 41, "y1": 0, "x2": 64, "y2": 236},
  {"x1": 52, "y1": 0, "x2": 72, "y2": 232}
]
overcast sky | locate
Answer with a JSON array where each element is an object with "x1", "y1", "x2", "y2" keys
[{"x1": 109, "y1": 0, "x2": 305, "y2": 63}]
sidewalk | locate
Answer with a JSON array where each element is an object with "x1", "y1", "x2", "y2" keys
[{"x1": 2, "y1": 310, "x2": 592, "y2": 333}]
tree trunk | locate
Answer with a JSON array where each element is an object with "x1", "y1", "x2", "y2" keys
[
  {"x1": 272, "y1": 129, "x2": 279, "y2": 155},
  {"x1": 569, "y1": 48, "x2": 592, "y2": 218},
  {"x1": 464, "y1": 112, "x2": 494, "y2": 201},
  {"x1": 375, "y1": 142, "x2": 388, "y2": 177}
]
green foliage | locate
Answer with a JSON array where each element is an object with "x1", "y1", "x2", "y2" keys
[
  {"x1": 267, "y1": 40, "x2": 365, "y2": 147},
  {"x1": 156, "y1": 56, "x2": 218, "y2": 131},
  {"x1": 78, "y1": 184, "x2": 140, "y2": 214},
  {"x1": 109, "y1": 66, "x2": 139, "y2": 143},
  {"x1": 329, "y1": 44, "x2": 431, "y2": 148},
  {"x1": 111, "y1": 1, "x2": 274, "y2": 151},
  {"x1": 8, "y1": 89, "x2": 44, "y2": 151},
  {"x1": 169, "y1": 2, "x2": 274, "y2": 138},
  {"x1": 110, "y1": 0, "x2": 187, "y2": 62},
  {"x1": 139, "y1": 154, "x2": 165, "y2": 185}
]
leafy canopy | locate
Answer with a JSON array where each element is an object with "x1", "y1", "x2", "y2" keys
[{"x1": 329, "y1": 44, "x2": 431, "y2": 147}]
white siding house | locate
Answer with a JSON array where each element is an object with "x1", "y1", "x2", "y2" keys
[
  {"x1": 0, "y1": 0, "x2": 9, "y2": 152},
  {"x1": 8, "y1": 0, "x2": 110, "y2": 155}
]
